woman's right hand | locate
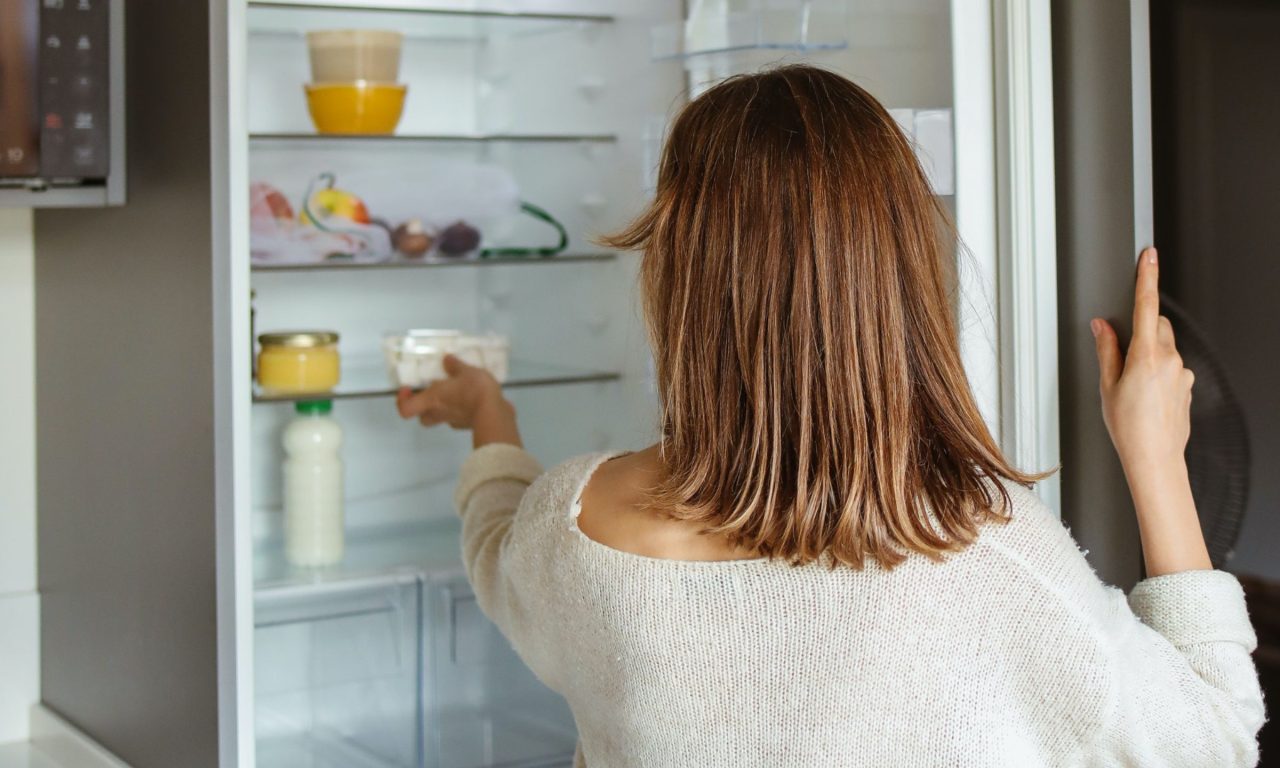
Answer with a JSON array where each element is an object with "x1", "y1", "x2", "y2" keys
[
  {"x1": 1091, "y1": 247, "x2": 1195, "y2": 476},
  {"x1": 1091, "y1": 246, "x2": 1210, "y2": 576},
  {"x1": 395, "y1": 354, "x2": 523, "y2": 449}
]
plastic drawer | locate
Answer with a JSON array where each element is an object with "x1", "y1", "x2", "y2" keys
[
  {"x1": 255, "y1": 573, "x2": 423, "y2": 768},
  {"x1": 424, "y1": 574, "x2": 577, "y2": 768}
]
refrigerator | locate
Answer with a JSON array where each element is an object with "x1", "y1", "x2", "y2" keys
[
  {"x1": 244, "y1": 2, "x2": 970, "y2": 765},
  {"x1": 29, "y1": 0, "x2": 1085, "y2": 765}
]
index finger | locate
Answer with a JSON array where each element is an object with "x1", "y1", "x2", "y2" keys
[
  {"x1": 396, "y1": 384, "x2": 441, "y2": 419},
  {"x1": 442, "y1": 353, "x2": 475, "y2": 378},
  {"x1": 1132, "y1": 247, "x2": 1160, "y2": 344}
]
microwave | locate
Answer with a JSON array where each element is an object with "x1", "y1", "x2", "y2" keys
[{"x1": 0, "y1": 0, "x2": 123, "y2": 205}]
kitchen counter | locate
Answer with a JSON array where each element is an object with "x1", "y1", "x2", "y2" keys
[
  {"x1": 0, "y1": 743, "x2": 60, "y2": 768},
  {"x1": 0, "y1": 708, "x2": 131, "y2": 768}
]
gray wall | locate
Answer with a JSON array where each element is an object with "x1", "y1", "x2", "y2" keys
[
  {"x1": 34, "y1": 1, "x2": 219, "y2": 765},
  {"x1": 1051, "y1": 0, "x2": 1148, "y2": 588},
  {"x1": 1152, "y1": 0, "x2": 1280, "y2": 580}
]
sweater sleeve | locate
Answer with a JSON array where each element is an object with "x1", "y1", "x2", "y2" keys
[
  {"x1": 452, "y1": 443, "x2": 544, "y2": 640},
  {"x1": 987, "y1": 484, "x2": 1265, "y2": 766},
  {"x1": 1088, "y1": 569, "x2": 1266, "y2": 767}
]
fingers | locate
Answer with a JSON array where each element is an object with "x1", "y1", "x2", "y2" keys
[
  {"x1": 396, "y1": 382, "x2": 446, "y2": 420},
  {"x1": 395, "y1": 387, "x2": 416, "y2": 418},
  {"x1": 442, "y1": 353, "x2": 477, "y2": 378},
  {"x1": 397, "y1": 357, "x2": 477, "y2": 418},
  {"x1": 396, "y1": 360, "x2": 485, "y2": 426},
  {"x1": 1131, "y1": 247, "x2": 1160, "y2": 346},
  {"x1": 1092, "y1": 318, "x2": 1122, "y2": 391},
  {"x1": 418, "y1": 410, "x2": 448, "y2": 428}
]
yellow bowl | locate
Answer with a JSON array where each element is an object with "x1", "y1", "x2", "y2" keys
[{"x1": 305, "y1": 81, "x2": 406, "y2": 135}]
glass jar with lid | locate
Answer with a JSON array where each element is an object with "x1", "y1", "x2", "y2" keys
[{"x1": 257, "y1": 331, "x2": 341, "y2": 395}]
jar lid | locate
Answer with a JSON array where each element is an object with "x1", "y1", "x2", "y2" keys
[{"x1": 258, "y1": 331, "x2": 339, "y2": 348}]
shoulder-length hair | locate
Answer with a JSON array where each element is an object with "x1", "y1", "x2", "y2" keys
[{"x1": 601, "y1": 65, "x2": 1044, "y2": 569}]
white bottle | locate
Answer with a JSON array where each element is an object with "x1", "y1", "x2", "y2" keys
[{"x1": 283, "y1": 399, "x2": 344, "y2": 567}]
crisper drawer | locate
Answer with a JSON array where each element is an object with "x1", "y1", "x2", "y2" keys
[
  {"x1": 425, "y1": 574, "x2": 577, "y2": 768},
  {"x1": 255, "y1": 573, "x2": 423, "y2": 768}
]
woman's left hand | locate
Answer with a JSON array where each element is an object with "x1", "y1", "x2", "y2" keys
[{"x1": 395, "y1": 355, "x2": 522, "y2": 448}]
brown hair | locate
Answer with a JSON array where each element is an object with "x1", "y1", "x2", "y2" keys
[{"x1": 601, "y1": 65, "x2": 1043, "y2": 568}]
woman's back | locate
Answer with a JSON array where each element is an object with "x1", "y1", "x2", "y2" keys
[
  {"x1": 454, "y1": 447, "x2": 1262, "y2": 767},
  {"x1": 576, "y1": 446, "x2": 758, "y2": 562},
  {"x1": 398, "y1": 64, "x2": 1264, "y2": 766}
]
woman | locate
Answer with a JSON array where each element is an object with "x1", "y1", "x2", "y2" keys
[{"x1": 397, "y1": 66, "x2": 1263, "y2": 766}]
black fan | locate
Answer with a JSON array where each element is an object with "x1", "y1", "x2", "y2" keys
[{"x1": 1162, "y1": 295, "x2": 1251, "y2": 567}]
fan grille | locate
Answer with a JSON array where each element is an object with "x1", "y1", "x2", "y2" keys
[{"x1": 1162, "y1": 295, "x2": 1251, "y2": 567}]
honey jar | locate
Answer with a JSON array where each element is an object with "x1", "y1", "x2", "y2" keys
[{"x1": 257, "y1": 331, "x2": 341, "y2": 395}]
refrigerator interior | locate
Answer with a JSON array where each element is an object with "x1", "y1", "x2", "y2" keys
[{"x1": 244, "y1": 1, "x2": 957, "y2": 766}]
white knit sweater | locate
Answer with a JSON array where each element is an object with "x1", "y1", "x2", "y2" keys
[{"x1": 454, "y1": 445, "x2": 1265, "y2": 767}]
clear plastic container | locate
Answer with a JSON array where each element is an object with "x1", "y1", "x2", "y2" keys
[
  {"x1": 253, "y1": 568, "x2": 577, "y2": 768},
  {"x1": 307, "y1": 29, "x2": 403, "y2": 83},
  {"x1": 425, "y1": 574, "x2": 577, "y2": 768},
  {"x1": 255, "y1": 575, "x2": 422, "y2": 768},
  {"x1": 382, "y1": 330, "x2": 510, "y2": 389},
  {"x1": 650, "y1": 0, "x2": 848, "y2": 60}
]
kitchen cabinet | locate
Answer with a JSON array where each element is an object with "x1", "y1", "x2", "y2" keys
[{"x1": 30, "y1": 1, "x2": 1074, "y2": 766}]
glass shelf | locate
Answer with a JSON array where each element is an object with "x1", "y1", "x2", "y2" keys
[
  {"x1": 251, "y1": 252, "x2": 616, "y2": 272},
  {"x1": 248, "y1": 2, "x2": 613, "y2": 42},
  {"x1": 651, "y1": 6, "x2": 848, "y2": 61},
  {"x1": 250, "y1": 132, "x2": 616, "y2": 145},
  {"x1": 255, "y1": 517, "x2": 464, "y2": 591},
  {"x1": 252, "y1": 360, "x2": 621, "y2": 404}
]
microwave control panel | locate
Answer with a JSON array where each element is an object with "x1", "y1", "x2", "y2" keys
[
  {"x1": 39, "y1": 0, "x2": 111, "y2": 179},
  {"x1": 0, "y1": 0, "x2": 122, "y2": 206}
]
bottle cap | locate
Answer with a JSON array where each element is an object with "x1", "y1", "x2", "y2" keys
[{"x1": 295, "y1": 399, "x2": 333, "y2": 415}]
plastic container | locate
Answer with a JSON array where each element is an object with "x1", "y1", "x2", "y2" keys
[
  {"x1": 254, "y1": 574, "x2": 421, "y2": 767},
  {"x1": 257, "y1": 331, "x2": 341, "y2": 395},
  {"x1": 424, "y1": 573, "x2": 577, "y2": 766},
  {"x1": 253, "y1": 568, "x2": 576, "y2": 768},
  {"x1": 650, "y1": 0, "x2": 848, "y2": 60},
  {"x1": 305, "y1": 81, "x2": 407, "y2": 135},
  {"x1": 306, "y1": 29, "x2": 403, "y2": 83},
  {"x1": 382, "y1": 330, "x2": 510, "y2": 388},
  {"x1": 282, "y1": 399, "x2": 344, "y2": 568}
]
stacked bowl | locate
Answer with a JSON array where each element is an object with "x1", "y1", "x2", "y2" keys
[{"x1": 304, "y1": 29, "x2": 406, "y2": 134}]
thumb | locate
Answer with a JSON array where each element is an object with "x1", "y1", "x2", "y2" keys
[
  {"x1": 1092, "y1": 318, "x2": 1122, "y2": 392},
  {"x1": 442, "y1": 353, "x2": 472, "y2": 378}
]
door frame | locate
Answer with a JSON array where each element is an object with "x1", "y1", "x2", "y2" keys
[
  {"x1": 953, "y1": 0, "x2": 1062, "y2": 512},
  {"x1": 211, "y1": 0, "x2": 255, "y2": 765}
]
